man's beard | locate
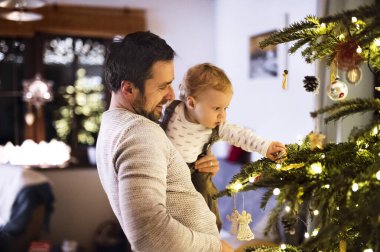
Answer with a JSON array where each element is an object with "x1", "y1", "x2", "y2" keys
[{"x1": 131, "y1": 94, "x2": 164, "y2": 123}]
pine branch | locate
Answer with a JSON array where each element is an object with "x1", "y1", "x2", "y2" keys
[
  {"x1": 260, "y1": 188, "x2": 274, "y2": 209},
  {"x1": 310, "y1": 98, "x2": 380, "y2": 123},
  {"x1": 319, "y1": 3, "x2": 380, "y2": 24},
  {"x1": 349, "y1": 117, "x2": 380, "y2": 140},
  {"x1": 259, "y1": 17, "x2": 317, "y2": 48},
  {"x1": 288, "y1": 38, "x2": 310, "y2": 54},
  {"x1": 258, "y1": 2, "x2": 380, "y2": 70}
]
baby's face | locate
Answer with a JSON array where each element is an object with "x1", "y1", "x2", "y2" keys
[{"x1": 190, "y1": 88, "x2": 232, "y2": 129}]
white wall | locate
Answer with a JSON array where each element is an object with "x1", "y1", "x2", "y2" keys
[
  {"x1": 53, "y1": 0, "x2": 216, "y2": 98},
  {"x1": 214, "y1": 0, "x2": 317, "y2": 159},
  {"x1": 40, "y1": 169, "x2": 116, "y2": 251},
  {"x1": 55, "y1": 0, "x2": 317, "y2": 159}
]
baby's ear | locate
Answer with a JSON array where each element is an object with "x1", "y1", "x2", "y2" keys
[{"x1": 186, "y1": 96, "x2": 196, "y2": 109}]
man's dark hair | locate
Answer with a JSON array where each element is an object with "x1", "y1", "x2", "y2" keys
[{"x1": 104, "y1": 31, "x2": 175, "y2": 92}]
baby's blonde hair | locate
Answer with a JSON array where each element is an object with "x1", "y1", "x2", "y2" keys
[{"x1": 179, "y1": 63, "x2": 233, "y2": 101}]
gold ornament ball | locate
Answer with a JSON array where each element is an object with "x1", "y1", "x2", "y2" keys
[{"x1": 346, "y1": 67, "x2": 362, "y2": 85}]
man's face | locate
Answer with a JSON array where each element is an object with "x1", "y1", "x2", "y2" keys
[{"x1": 132, "y1": 60, "x2": 175, "y2": 122}]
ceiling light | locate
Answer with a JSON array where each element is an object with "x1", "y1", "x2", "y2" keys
[
  {"x1": 0, "y1": 0, "x2": 45, "y2": 9},
  {"x1": 0, "y1": 0, "x2": 46, "y2": 22},
  {"x1": 1, "y1": 10, "x2": 42, "y2": 21}
]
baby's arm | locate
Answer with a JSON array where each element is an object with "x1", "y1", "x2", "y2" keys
[{"x1": 219, "y1": 123, "x2": 286, "y2": 160}]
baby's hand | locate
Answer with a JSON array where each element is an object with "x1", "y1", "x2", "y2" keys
[{"x1": 266, "y1": 141, "x2": 287, "y2": 162}]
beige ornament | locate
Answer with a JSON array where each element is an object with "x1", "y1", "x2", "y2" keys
[
  {"x1": 226, "y1": 208, "x2": 239, "y2": 235},
  {"x1": 282, "y1": 70, "x2": 288, "y2": 90},
  {"x1": 339, "y1": 240, "x2": 347, "y2": 252},
  {"x1": 237, "y1": 210, "x2": 254, "y2": 241},
  {"x1": 346, "y1": 66, "x2": 362, "y2": 85},
  {"x1": 308, "y1": 132, "x2": 326, "y2": 150}
]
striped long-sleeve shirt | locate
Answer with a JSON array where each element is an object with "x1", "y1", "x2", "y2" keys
[{"x1": 165, "y1": 102, "x2": 271, "y2": 163}]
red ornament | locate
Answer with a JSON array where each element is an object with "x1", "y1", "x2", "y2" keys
[{"x1": 335, "y1": 40, "x2": 363, "y2": 70}]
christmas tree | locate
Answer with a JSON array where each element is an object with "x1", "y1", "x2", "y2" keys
[
  {"x1": 54, "y1": 68, "x2": 105, "y2": 148},
  {"x1": 217, "y1": 2, "x2": 380, "y2": 251}
]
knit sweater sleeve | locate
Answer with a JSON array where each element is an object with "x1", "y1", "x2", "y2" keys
[
  {"x1": 115, "y1": 121, "x2": 220, "y2": 252},
  {"x1": 219, "y1": 123, "x2": 272, "y2": 157}
]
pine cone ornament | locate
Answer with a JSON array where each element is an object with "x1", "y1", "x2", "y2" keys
[{"x1": 303, "y1": 76, "x2": 320, "y2": 93}]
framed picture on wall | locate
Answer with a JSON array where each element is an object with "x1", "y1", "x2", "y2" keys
[{"x1": 249, "y1": 31, "x2": 278, "y2": 79}]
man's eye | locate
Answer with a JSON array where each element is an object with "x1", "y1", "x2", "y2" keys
[{"x1": 215, "y1": 107, "x2": 220, "y2": 111}]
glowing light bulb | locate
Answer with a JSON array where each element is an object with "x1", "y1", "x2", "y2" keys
[
  {"x1": 356, "y1": 46, "x2": 362, "y2": 54},
  {"x1": 304, "y1": 232, "x2": 310, "y2": 238},
  {"x1": 248, "y1": 176, "x2": 255, "y2": 183},
  {"x1": 363, "y1": 249, "x2": 373, "y2": 252},
  {"x1": 336, "y1": 206, "x2": 340, "y2": 210},
  {"x1": 352, "y1": 183, "x2": 359, "y2": 192},
  {"x1": 310, "y1": 162, "x2": 322, "y2": 174},
  {"x1": 311, "y1": 229, "x2": 319, "y2": 236},
  {"x1": 234, "y1": 183, "x2": 243, "y2": 191},
  {"x1": 276, "y1": 163, "x2": 282, "y2": 169},
  {"x1": 321, "y1": 154, "x2": 325, "y2": 159},
  {"x1": 372, "y1": 127, "x2": 379, "y2": 135},
  {"x1": 285, "y1": 206, "x2": 291, "y2": 212},
  {"x1": 376, "y1": 170, "x2": 380, "y2": 180},
  {"x1": 323, "y1": 184, "x2": 330, "y2": 189},
  {"x1": 351, "y1": 17, "x2": 357, "y2": 23},
  {"x1": 25, "y1": 112, "x2": 35, "y2": 126},
  {"x1": 273, "y1": 188, "x2": 280, "y2": 196},
  {"x1": 320, "y1": 23, "x2": 326, "y2": 28},
  {"x1": 313, "y1": 210, "x2": 319, "y2": 216},
  {"x1": 375, "y1": 38, "x2": 380, "y2": 47},
  {"x1": 280, "y1": 244, "x2": 286, "y2": 250}
]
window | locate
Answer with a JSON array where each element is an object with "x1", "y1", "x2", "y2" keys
[{"x1": 0, "y1": 34, "x2": 109, "y2": 151}]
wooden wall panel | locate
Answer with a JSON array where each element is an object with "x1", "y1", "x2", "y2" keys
[{"x1": 0, "y1": 4, "x2": 146, "y2": 38}]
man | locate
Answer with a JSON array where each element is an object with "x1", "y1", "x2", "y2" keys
[{"x1": 96, "y1": 31, "x2": 233, "y2": 252}]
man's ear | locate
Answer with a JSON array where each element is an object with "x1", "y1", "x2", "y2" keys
[
  {"x1": 120, "y1": 80, "x2": 135, "y2": 98},
  {"x1": 186, "y1": 96, "x2": 196, "y2": 109}
]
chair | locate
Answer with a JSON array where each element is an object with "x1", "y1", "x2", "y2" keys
[{"x1": 0, "y1": 166, "x2": 54, "y2": 252}]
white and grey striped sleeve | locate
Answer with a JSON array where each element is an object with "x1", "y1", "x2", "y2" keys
[{"x1": 219, "y1": 123, "x2": 272, "y2": 157}]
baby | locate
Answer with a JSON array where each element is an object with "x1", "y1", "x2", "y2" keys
[{"x1": 161, "y1": 63, "x2": 286, "y2": 230}]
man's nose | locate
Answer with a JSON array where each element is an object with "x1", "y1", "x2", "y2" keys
[{"x1": 166, "y1": 85, "x2": 175, "y2": 101}]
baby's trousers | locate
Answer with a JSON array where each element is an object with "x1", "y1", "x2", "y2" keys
[{"x1": 191, "y1": 172, "x2": 222, "y2": 231}]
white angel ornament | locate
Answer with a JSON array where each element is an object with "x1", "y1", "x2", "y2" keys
[
  {"x1": 237, "y1": 210, "x2": 254, "y2": 241},
  {"x1": 226, "y1": 208, "x2": 239, "y2": 235}
]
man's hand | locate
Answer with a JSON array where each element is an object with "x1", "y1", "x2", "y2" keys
[
  {"x1": 266, "y1": 141, "x2": 287, "y2": 161},
  {"x1": 194, "y1": 152, "x2": 220, "y2": 175}
]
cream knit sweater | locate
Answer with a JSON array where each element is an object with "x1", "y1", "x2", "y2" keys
[{"x1": 96, "y1": 109, "x2": 220, "y2": 252}]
